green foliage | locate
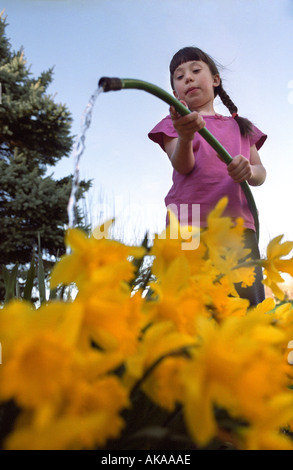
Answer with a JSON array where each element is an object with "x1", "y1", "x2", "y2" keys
[
  {"x1": 1, "y1": 264, "x2": 19, "y2": 303},
  {"x1": 0, "y1": 151, "x2": 91, "y2": 265},
  {"x1": 0, "y1": 12, "x2": 91, "y2": 298},
  {"x1": 0, "y1": 233, "x2": 73, "y2": 305}
]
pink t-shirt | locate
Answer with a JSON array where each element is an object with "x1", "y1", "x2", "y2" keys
[{"x1": 148, "y1": 114, "x2": 267, "y2": 231}]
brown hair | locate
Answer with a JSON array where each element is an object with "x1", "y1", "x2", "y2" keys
[{"x1": 169, "y1": 47, "x2": 253, "y2": 137}]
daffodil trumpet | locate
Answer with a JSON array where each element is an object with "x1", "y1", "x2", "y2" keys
[{"x1": 98, "y1": 77, "x2": 260, "y2": 241}]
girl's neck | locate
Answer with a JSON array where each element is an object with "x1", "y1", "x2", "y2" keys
[{"x1": 190, "y1": 102, "x2": 216, "y2": 116}]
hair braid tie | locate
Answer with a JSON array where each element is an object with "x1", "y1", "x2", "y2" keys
[{"x1": 216, "y1": 83, "x2": 252, "y2": 136}]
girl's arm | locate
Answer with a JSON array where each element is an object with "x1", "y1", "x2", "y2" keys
[
  {"x1": 163, "y1": 106, "x2": 205, "y2": 175},
  {"x1": 227, "y1": 145, "x2": 266, "y2": 186},
  {"x1": 163, "y1": 135, "x2": 195, "y2": 175}
]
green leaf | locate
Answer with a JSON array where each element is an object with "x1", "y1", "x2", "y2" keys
[
  {"x1": 2, "y1": 263, "x2": 19, "y2": 302},
  {"x1": 23, "y1": 255, "x2": 36, "y2": 301},
  {"x1": 37, "y1": 232, "x2": 46, "y2": 304}
]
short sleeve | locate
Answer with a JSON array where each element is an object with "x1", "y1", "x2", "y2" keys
[
  {"x1": 148, "y1": 115, "x2": 178, "y2": 151},
  {"x1": 249, "y1": 124, "x2": 267, "y2": 150}
]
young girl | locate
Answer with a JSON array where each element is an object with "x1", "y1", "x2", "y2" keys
[{"x1": 148, "y1": 47, "x2": 267, "y2": 305}]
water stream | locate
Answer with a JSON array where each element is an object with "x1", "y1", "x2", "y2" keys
[{"x1": 67, "y1": 85, "x2": 103, "y2": 230}]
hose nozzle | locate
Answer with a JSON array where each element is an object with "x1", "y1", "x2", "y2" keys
[{"x1": 98, "y1": 77, "x2": 123, "y2": 92}]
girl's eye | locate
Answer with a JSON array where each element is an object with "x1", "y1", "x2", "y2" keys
[
  {"x1": 193, "y1": 69, "x2": 200, "y2": 74},
  {"x1": 176, "y1": 75, "x2": 183, "y2": 80}
]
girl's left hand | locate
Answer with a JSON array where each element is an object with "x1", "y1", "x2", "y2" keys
[{"x1": 227, "y1": 155, "x2": 252, "y2": 183}]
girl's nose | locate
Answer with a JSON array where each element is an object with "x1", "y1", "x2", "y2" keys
[{"x1": 185, "y1": 73, "x2": 194, "y2": 83}]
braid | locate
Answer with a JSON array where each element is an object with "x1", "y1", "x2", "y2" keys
[{"x1": 216, "y1": 81, "x2": 253, "y2": 137}]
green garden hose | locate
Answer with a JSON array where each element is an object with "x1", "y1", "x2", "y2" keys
[{"x1": 98, "y1": 77, "x2": 259, "y2": 241}]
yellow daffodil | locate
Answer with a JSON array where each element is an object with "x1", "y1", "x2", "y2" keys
[
  {"x1": 150, "y1": 209, "x2": 200, "y2": 280},
  {"x1": 262, "y1": 235, "x2": 293, "y2": 300},
  {"x1": 3, "y1": 199, "x2": 293, "y2": 451},
  {"x1": 0, "y1": 300, "x2": 35, "y2": 357},
  {"x1": 198, "y1": 198, "x2": 257, "y2": 298},
  {"x1": 4, "y1": 375, "x2": 128, "y2": 450},
  {"x1": 240, "y1": 394, "x2": 293, "y2": 450},
  {"x1": 0, "y1": 329, "x2": 74, "y2": 409},
  {"x1": 181, "y1": 314, "x2": 291, "y2": 447},
  {"x1": 201, "y1": 198, "x2": 250, "y2": 266},
  {"x1": 78, "y1": 291, "x2": 146, "y2": 356},
  {"x1": 149, "y1": 256, "x2": 209, "y2": 335},
  {"x1": 123, "y1": 322, "x2": 195, "y2": 391},
  {"x1": 50, "y1": 225, "x2": 145, "y2": 292},
  {"x1": 142, "y1": 356, "x2": 187, "y2": 412}
]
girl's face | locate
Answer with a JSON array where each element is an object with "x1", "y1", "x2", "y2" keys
[{"x1": 172, "y1": 60, "x2": 220, "y2": 112}]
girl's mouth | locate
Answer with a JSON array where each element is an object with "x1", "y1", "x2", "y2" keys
[{"x1": 186, "y1": 87, "x2": 200, "y2": 96}]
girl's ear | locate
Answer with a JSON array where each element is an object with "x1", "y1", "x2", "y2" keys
[
  {"x1": 173, "y1": 89, "x2": 179, "y2": 99},
  {"x1": 213, "y1": 74, "x2": 221, "y2": 88}
]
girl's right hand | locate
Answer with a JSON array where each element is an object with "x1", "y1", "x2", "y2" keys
[{"x1": 169, "y1": 103, "x2": 205, "y2": 142}]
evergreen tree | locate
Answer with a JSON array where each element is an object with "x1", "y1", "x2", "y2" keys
[{"x1": 0, "y1": 12, "x2": 91, "y2": 296}]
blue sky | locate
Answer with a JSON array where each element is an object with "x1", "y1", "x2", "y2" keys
[{"x1": 3, "y1": 0, "x2": 293, "y2": 253}]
